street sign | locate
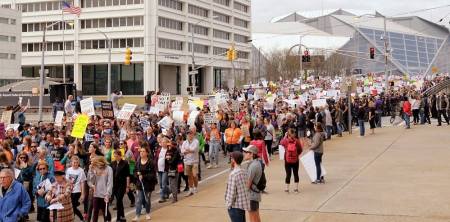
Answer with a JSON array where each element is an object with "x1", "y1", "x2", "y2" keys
[{"x1": 188, "y1": 70, "x2": 198, "y2": 75}]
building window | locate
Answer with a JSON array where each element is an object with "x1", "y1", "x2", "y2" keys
[
  {"x1": 81, "y1": 38, "x2": 143, "y2": 49},
  {"x1": 237, "y1": 51, "x2": 249, "y2": 59},
  {"x1": 188, "y1": 4, "x2": 208, "y2": 17},
  {"x1": 213, "y1": 0, "x2": 230, "y2": 6},
  {"x1": 233, "y1": 2, "x2": 248, "y2": 12},
  {"x1": 0, "y1": 53, "x2": 8, "y2": 59},
  {"x1": 158, "y1": 17, "x2": 183, "y2": 31},
  {"x1": 22, "y1": 21, "x2": 75, "y2": 32},
  {"x1": 0, "y1": 35, "x2": 8, "y2": 42},
  {"x1": 213, "y1": 29, "x2": 230, "y2": 40},
  {"x1": 188, "y1": 43, "x2": 209, "y2": 54},
  {"x1": 234, "y1": 34, "x2": 248, "y2": 43},
  {"x1": 213, "y1": 11, "x2": 230, "y2": 23},
  {"x1": 81, "y1": 16, "x2": 143, "y2": 29},
  {"x1": 234, "y1": 18, "x2": 248, "y2": 28},
  {"x1": 22, "y1": 41, "x2": 74, "y2": 52},
  {"x1": 158, "y1": 0, "x2": 182, "y2": 10},
  {"x1": 188, "y1": 24, "x2": 208, "y2": 36},
  {"x1": 158, "y1": 38, "x2": 183, "y2": 51},
  {"x1": 0, "y1": 17, "x2": 9, "y2": 24},
  {"x1": 81, "y1": 0, "x2": 142, "y2": 8},
  {"x1": 9, "y1": 54, "x2": 16, "y2": 60},
  {"x1": 19, "y1": 1, "x2": 74, "y2": 12},
  {"x1": 213, "y1": 47, "x2": 227, "y2": 55}
]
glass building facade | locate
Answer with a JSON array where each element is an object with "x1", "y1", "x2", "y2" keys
[{"x1": 82, "y1": 63, "x2": 143, "y2": 95}]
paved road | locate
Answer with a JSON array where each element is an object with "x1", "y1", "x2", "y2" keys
[{"x1": 124, "y1": 124, "x2": 450, "y2": 222}]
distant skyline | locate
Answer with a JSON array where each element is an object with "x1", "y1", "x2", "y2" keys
[{"x1": 252, "y1": 0, "x2": 450, "y2": 27}]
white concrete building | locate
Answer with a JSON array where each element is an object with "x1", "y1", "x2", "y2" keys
[
  {"x1": 1, "y1": 0, "x2": 251, "y2": 95},
  {"x1": 0, "y1": 7, "x2": 21, "y2": 83}
]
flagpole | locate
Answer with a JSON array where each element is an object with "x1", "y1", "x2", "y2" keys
[{"x1": 61, "y1": 1, "x2": 67, "y2": 100}]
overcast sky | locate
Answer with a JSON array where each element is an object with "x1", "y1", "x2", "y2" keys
[{"x1": 252, "y1": 0, "x2": 450, "y2": 26}]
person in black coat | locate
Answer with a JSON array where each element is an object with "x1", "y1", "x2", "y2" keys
[
  {"x1": 165, "y1": 138, "x2": 181, "y2": 203},
  {"x1": 111, "y1": 150, "x2": 130, "y2": 222}
]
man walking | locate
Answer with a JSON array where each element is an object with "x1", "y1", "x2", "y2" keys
[
  {"x1": 181, "y1": 128, "x2": 200, "y2": 196},
  {"x1": 242, "y1": 145, "x2": 262, "y2": 222},
  {"x1": 225, "y1": 151, "x2": 249, "y2": 222},
  {"x1": 436, "y1": 93, "x2": 449, "y2": 126},
  {"x1": 0, "y1": 169, "x2": 31, "y2": 222}
]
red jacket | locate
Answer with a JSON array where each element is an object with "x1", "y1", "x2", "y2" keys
[
  {"x1": 250, "y1": 139, "x2": 270, "y2": 166},
  {"x1": 403, "y1": 101, "x2": 412, "y2": 116}
]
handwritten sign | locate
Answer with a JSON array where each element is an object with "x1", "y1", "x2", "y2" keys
[
  {"x1": 71, "y1": 114, "x2": 89, "y2": 139},
  {"x1": 54, "y1": 111, "x2": 64, "y2": 127},
  {"x1": 1, "y1": 110, "x2": 12, "y2": 124},
  {"x1": 171, "y1": 97, "x2": 183, "y2": 111},
  {"x1": 80, "y1": 97, "x2": 95, "y2": 116},
  {"x1": 188, "y1": 110, "x2": 199, "y2": 127},
  {"x1": 158, "y1": 116, "x2": 174, "y2": 129},
  {"x1": 312, "y1": 99, "x2": 327, "y2": 108},
  {"x1": 101, "y1": 101, "x2": 114, "y2": 119},
  {"x1": 204, "y1": 113, "x2": 218, "y2": 125},
  {"x1": 117, "y1": 103, "x2": 137, "y2": 120},
  {"x1": 231, "y1": 100, "x2": 239, "y2": 112}
]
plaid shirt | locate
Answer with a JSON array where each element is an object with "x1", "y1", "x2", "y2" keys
[{"x1": 225, "y1": 166, "x2": 250, "y2": 210}]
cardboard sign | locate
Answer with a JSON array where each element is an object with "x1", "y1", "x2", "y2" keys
[
  {"x1": 204, "y1": 113, "x2": 218, "y2": 125},
  {"x1": 54, "y1": 111, "x2": 64, "y2": 127},
  {"x1": 231, "y1": 100, "x2": 239, "y2": 112},
  {"x1": 171, "y1": 97, "x2": 183, "y2": 111},
  {"x1": 149, "y1": 107, "x2": 160, "y2": 115},
  {"x1": 172, "y1": 111, "x2": 184, "y2": 123},
  {"x1": 80, "y1": 97, "x2": 95, "y2": 116},
  {"x1": 85, "y1": 133, "x2": 94, "y2": 142},
  {"x1": 71, "y1": 114, "x2": 89, "y2": 139},
  {"x1": 117, "y1": 103, "x2": 137, "y2": 120},
  {"x1": 158, "y1": 93, "x2": 171, "y2": 107},
  {"x1": 312, "y1": 99, "x2": 327, "y2": 108},
  {"x1": 216, "y1": 93, "x2": 229, "y2": 104},
  {"x1": 300, "y1": 151, "x2": 327, "y2": 182},
  {"x1": 208, "y1": 99, "x2": 218, "y2": 113},
  {"x1": 158, "y1": 116, "x2": 174, "y2": 129},
  {"x1": 101, "y1": 101, "x2": 114, "y2": 119},
  {"x1": 1, "y1": 110, "x2": 12, "y2": 124}
]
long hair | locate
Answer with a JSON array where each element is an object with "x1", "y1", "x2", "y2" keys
[{"x1": 15, "y1": 151, "x2": 32, "y2": 167}]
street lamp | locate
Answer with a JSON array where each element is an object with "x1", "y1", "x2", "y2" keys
[
  {"x1": 189, "y1": 15, "x2": 219, "y2": 96},
  {"x1": 96, "y1": 30, "x2": 112, "y2": 101},
  {"x1": 38, "y1": 20, "x2": 71, "y2": 122},
  {"x1": 355, "y1": 14, "x2": 390, "y2": 91}
]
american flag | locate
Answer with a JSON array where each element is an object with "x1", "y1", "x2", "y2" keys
[{"x1": 62, "y1": 1, "x2": 81, "y2": 16}]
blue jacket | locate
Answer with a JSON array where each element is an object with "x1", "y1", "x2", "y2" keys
[
  {"x1": 32, "y1": 173, "x2": 55, "y2": 208},
  {"x1": 0, "y1": 181, "x2": 31, "y2": 222}
]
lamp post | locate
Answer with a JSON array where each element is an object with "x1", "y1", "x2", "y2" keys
[
  {"x1": 96, "y1": 30, "x2": 112, "y2": 101},
  {"x1": 189, "y1": 16, "x2": 218, "y2": 96},
  {"x1": 346, "y1": 78, "x2": 353, "y2": 134},
  {"x1": 38, "y1": 20, "x2": 69, "y2": 122}
]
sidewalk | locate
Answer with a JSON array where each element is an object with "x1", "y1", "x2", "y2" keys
[{"x1": 132, "y1": 125, "x2": 450, "y2": 222}]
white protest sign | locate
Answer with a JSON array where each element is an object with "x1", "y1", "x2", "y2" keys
[
  {"x1": 216, "y1": 93, "x2": 229, "y2": 104},
  {"x1": 119, "y1": 129, "x2": 127, "y2": 141},
  {"x1": 300, "y1": 151, "x2": 327, "y2": 182},
  {"x1": 208, "y1": 99, "x2": 218, "y2": 113},
  {"x1": 231, "y1": 100, "x2": 239, "y2": 112},
  {"x1": 157, "y1": 93, "x2": 171, "y2": 109},
  {"x1": 312, "y1": 99, "x2": 327, "y2": 108},
  {"x1": 6, "y1": 124, "x2": 19, "y2": 131},
  {"x1": 158, "y1": 116, "x2": 174, "y2": 129},
  {"x1": 117, "y1": 103, "x2": 137, "y2": 120},
  {"x1": 171, "y1": 97, "x2": 183, "y2": 111},
  {"x1": 172, "y1": 111, "x2": 184, "y2": 123},
  {"x1": 187, "y1": 110, "x2": 199, "y2": 127},
  {"x1": 54, "y1": 111, "x2": 65, "y2": 127},
  {"x1": 80, "y1": 97, "x2": 96, "y2": 116},
  {"x1": 85, "y1": 133, "x2": 94, "y2": 142},
  {"x1": 204, "y1": 113, "x2": 218, "y2": 125},
  {"x1": 140, "y1": 119, "x2": 150, "y2": 131},
  {"x1": 149, "y1": 107, "x2": 160, "y2": 115}
]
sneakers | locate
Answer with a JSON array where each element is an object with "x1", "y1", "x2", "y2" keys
[
  {"x1": 284, "y1": 189, "x2": 289, "y2": 193},
  {"x1": 294, "y1": 189, "x2": 299, "y2": 193},
  {"x1": 185, "y1": 191, "x2": 194, "y2": 197},
  {"x1": 213, "y1": 164, "x2": 219, "y2": 168},
  {"x1": 132, "y1": 216, "x2": 139, "y2": 222},
  {"x1": 193, "y1": 187, "x2": 198, "y2": 194},
  {"x1": 206, "y1": 164, "x2": 212, "y2": 169},
  {"x1": 146, "y1": 214, "x2": 151, "y2": 220},
  {"x1": 158, "y1": 198, "x2": 167, "y2": 203}
]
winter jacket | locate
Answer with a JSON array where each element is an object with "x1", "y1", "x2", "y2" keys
[{"x1": 0, "y1": 181, "x2": 31, "y2": 222}]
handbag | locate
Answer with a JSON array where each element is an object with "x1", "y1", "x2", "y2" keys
[{"x1": 177, "y1": 163, "x2": 184, "y2": 173}]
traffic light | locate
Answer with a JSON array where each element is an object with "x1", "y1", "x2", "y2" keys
[
  {"x1": 124, "y1": 48, "x2": 132, "y2": 65},
  {"x1": 226, "y1": 46, "x2": 237, "y2": 61},
  {"x1": 302, "y1": 50, "x2": 311, "y2": 62},
  {"x1": 369, "y1": 47, "x2": 375, "y2": 59}
]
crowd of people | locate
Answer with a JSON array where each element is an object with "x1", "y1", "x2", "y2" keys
[{"x1": 0, "y1": 73, "x2": 449, "y2": 222}]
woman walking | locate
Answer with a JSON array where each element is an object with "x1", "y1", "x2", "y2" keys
[
  {"x1": 133, "y1": 143, "x2": 157, "y2": 221},
  {"x1": 308, "y1": 123, "x2": 326, "y2": 184},
  {"x1": 368, "y1": 104, "x2": 376, "y2": 135},
  {"x1": 33, "y1": 160, "x2": 54, "y2": 222},
  {"x1": 111, "y1": 150, "x2": 130, "y2": 222},
  {"x1": 45, "y1": 170, "x2": 74, "y2": 222},
  {"x1": 207, "y1": 123, "x2": 221, "y2": 168},
  {"x1": 87, "y1": 156, "x2": 113, "y2": 222},
  {"x1": 65, "y1": 156, "x2": 86, "y2": 221},
  {"x1": 165, "y1": 137, "x2": 181, "y2": 203},
  {"x1": 279, "y1": 128, "x2": 302, "y2": 193},
  {"x1": 264, "y1": 118, "x2": 275, "y2": 157}
]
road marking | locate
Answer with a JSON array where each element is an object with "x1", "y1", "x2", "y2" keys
[{"x1": 112, "y1": 168, "x2": 230, "y2": 221}]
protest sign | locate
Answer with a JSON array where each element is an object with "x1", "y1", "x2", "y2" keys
[
  {"x1": 1, "y1": 110, "x2": 12, "y2": 124},
  {"x1": 204, "y1": 113, "x2": 218, "y2": 125},
  {"x1": 171, "y1": 97, "x2": 183, "y2": 111},
  {"x1": 80, "y1": 97, "x2": 95, "y2": 116},
  {"x1": 71, "y1": 114, "x2": 89, "y2": 139},
  {"x1": 149, "y1": 107, "x2": 160, "y2": 114},
  {"x1": 6, "y1": 124, "x2": 19, "y2": 131},
  {"x1": 158, "y1": 116, "x2": 174, "y2": 129},
  {"x1": 85, "y1": 133, "x2": 94, "y2": 142},
  {"x1": 216, "y1": 93, "x2": 229, "y2": 104},
  {"x1": 158, "y1": 93, "x2": 171, "y2": 107},
  {"x1": 312, "y1": 99, "x2": 327, "y2": 108},
  {"x1": 117, "y1": 103, "x2": 137, "y2": 120},
  {"x1": 173, "y1": 111, "x2": 184, "y2": 123},
  {"x1": 300, "y1": 150, "x2": 327, "y2": 182},
  {"x1": 209, "y1": 99, "x2": 218, "y2": 113},
  {"x1": 54, "y1": 111, "x2": 64, "y2": 127},
  {"x1": 187, "y1": 110, "x2": 199, "y2": 127},
  {"x1": 231, "y1": 100, "x2": 239, "y2": 112},
  {"x1": 101, "y1": 101, "x2": 114, "y2": 119}
]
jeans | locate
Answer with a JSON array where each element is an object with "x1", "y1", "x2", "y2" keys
[
  {"x1": 403, "y1": 113, "x2": 411, "y2": 128},
  {"x1": 265, "y1": 140, "x2": 273, "y2": 156},
  {"x1": 314, "y1": 152, "x2": 323, "y2": 181},
  {"x1": 358, "y1": 120, "x2": 365, "y2": 136},
  {"x1": 336, "y1": 122, "x2": 343, "y2": 136},
  {"x1": 437, "y1": 109, "x2": 449, "y2": 125},
  {"x1": 135, "y1": 190, "x2": 151, "y2": 216},
  {"x1": 412, "y1": 109, "x2": 420, "y2": 124},
  {"x1": 114, "y1": 188, "x2": 126, "y2": 220},
  {"x1": 375, "y1": 112, "x2": 382, "y2": 127},
  {"x1": 92, "y1": 197, "x2": 111, "y2": 222},
  {"x1": 228, "y1": 208, "x2": 246, "y2": 222},
  {"x1": 325, "y1": 125, "x2": 333, "y2": 139},
  {"x1": 158, "y1": 171, "x2": 169, "y2": 200},
  {"x1": 284, "y1": 161, "x2": 299, "y2": 184},
  {"x1": 209, "y1": 141, "x2": 220, "y2": 166},
  {"x1": 71, "y1": 193, "x2": 83, "y2": 220}
]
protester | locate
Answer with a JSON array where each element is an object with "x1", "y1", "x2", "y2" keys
[
  {"x1": 280, "y1": 128, "x2": 302, "y2": 192},
  {"x1": 87, "y1": 156, "x2": 113, "y2": 222},
  {"x1": 181, "y1": 129, "x2": 200, "y2": 197},
  {"x1": 207, "y1": 122, "x2": 221, "y2": 169},
  {"x1": 165, "y1": 137, "x2": 181, "y2": 203},
  {"x1": 308, "y1": 123, "x2": 326, "y2": 184},
  {"x1": 33, "y1": 160, "x2": 54, "y2": 222},
  {"x1": 133, "y1": 144, "x2": 157, "y2": 221},
  {"x1": 45, "y1": 170, "x2": 74, "y2": 222},
  {"x1": 0, "y1": 168, "x2": 31, "y2": 222},
  {"x1": 111, "y1": 149, "x2": 130, "y2": 222},
  {"x1": 65, "y1": 156, "x2": 86, "y2": 221},
  {"x1": 242, "y1": 145, "x2": 263, "y2": 222},
  {"x1": 225, "y1": 151, "x2": 250, "y2": 222}
]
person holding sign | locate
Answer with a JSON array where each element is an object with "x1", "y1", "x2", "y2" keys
[
  {"x1": 45, "y1": 170, "x2": 74, "y2": 222},
  {"x1": 306, "y1": 123, "x2": 326, "y2": 184}
]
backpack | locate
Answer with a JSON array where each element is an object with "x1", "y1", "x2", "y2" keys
[
  {"x1": 252, "y1": 160, "x2": 266, "y2": 193},
  {"x1": 285, "y1": 142, "x2": 298, "y2": 163}
]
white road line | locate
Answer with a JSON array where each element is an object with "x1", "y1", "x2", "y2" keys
[{"x1": 112, "y1": 168, "x2": 230, "y2": 221}]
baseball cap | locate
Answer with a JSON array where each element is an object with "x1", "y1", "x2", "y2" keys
[{"x1": 243, "y1": 145, "x2": 258, "y2": 155}]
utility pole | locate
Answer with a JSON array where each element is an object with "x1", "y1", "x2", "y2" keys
[{"x1": 383, "y1": 16, "x2": 389, "y2": 91}]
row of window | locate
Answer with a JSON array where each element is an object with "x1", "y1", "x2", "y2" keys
[
  {"x1": 80, "y1": 16, "x2": 143, "y2": 29},
  {"x1": 81, "y1": 0, "x2": 143, "y2": 8},
  {"x1": 188, "y1": 43, "x2": 209, "y2": 54},
  {"x1": 0, "y1": 53, "x2": 16, "y2": 60},
  {"x1": 159, "y1": 17, "x2": 183, "y2": 31},
  {"x1": 22, "y1": 42, "x2": 74, "y2": 52},
  {"x1": 188, "y1": 5, "x2": 209, "y2": 18},
  {"x1": 188, "y1": 24, "x2": 209, "y2": 36},
  {"x1": 19, "y1": 1, "x2": 74, "y2": 13},
  {"x1": 0, "y1": 17, "x2": 16, "y2": 25},
  {"x1": 0, "y1": 35, "x2": 16, "y2": 42},
  {"x1": 158, "y1": 38, "x2": 248, "y2": 57},
  {"x1": 1, "y1": 4, "x2": 11, "y2": 9},
  {"x1": 80, "y1": 38, "x2": 143, "y2": 49},
  {"x1": 22, "y1": 21, "x2": 74, "y2": 33},
  {"x1": 158, "y1": 0, "x2": 182, "y2": 11}
]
